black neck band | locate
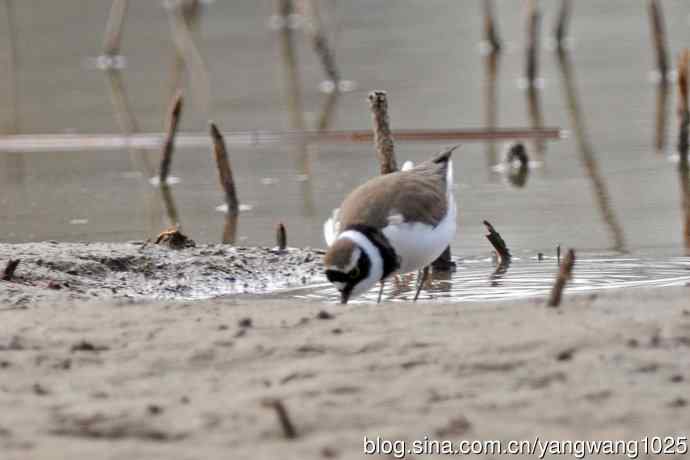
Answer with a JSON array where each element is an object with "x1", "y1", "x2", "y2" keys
[{"x1": 343, "y1": 224, "x2": 400, "y2": 280}]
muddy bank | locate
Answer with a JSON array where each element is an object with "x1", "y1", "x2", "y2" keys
[
  {"x1": 0, "y1": 242, "x2": 324, "y2": 306},
  {"x1": 0, "y1": 287, "x2": 689, "y2": 459}
]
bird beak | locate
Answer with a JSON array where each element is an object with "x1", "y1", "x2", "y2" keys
[{"x1": 340, "y1": 290, "x2": 350, "y2": 305}]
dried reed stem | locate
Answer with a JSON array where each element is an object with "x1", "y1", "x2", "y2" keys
[
  {"x1": 525, "y1": 0, "x2": 541, "y2": 86},
  {"x1": 554, "y1": 0, "x2": 571, "y2": 51},
  {"x1": 262, "y1": 399, "x2": 298, "y2": 439},
  {"x1": 103, "y1": 0, "x2": 129, "y2": 56},
  {"x1": 482, "y1": 0, "x2": 501, "y2": 52},
  {"x1": 2, "y1": 259, "x2": 20, "y2": 281},
  {"x1": 483, "y1": 220, "x2": 511, "y2": 265},
  {"x1": 276, "y1": 223, "x2": 287, "y2": 251},
  {"x1": 209, "y1": 122, "x2": 239, "y2": 216},
  {"x1": 548, "y1": 249, "x2": 575, "y2": 307},
  {"x1": 159, "y1": 92, "x2": 183, "y2": 185},
  {"x1": 648, "y1": 0, "x2": 669, "y2": 83},
  {"x1": 368, "y1": 91, "x2": 397, "y2": 175}
]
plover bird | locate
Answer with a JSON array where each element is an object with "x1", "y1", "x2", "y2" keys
[{"x1": 323, "y1": 146, "x2": 458, "y2": 304}]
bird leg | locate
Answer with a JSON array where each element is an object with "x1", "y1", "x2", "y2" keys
[
  {"x1": 377, "y1": 281, "x2": 385, "y2": 304},
  {"x1": 413, "y1": 266, "x2": 430, "y2": 302}
]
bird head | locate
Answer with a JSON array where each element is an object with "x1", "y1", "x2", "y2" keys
[{"x1": 324, "y1": 237, "x2": 378, "y2": 304}]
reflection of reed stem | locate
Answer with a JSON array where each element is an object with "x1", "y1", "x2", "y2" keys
[
  {"x1": 676, "y1": 50, "x2": 690, "y2": 251},
  {"x1": 556, "y1": 49, "x2": 626, "y2": 253},
  {"x1": 104, "y1": 69, "x2": 154, "y2": 178},
  {"x1": 525, "y1": 0, "x2": 540, "y2": 87},
  {"x1": 3, "y1": 0, "x2": 19, "y2": 133},
  {"x1": 484, "y1": 51, "x2": 500, "y2": 169},
  {"x1": 166, "y1": 0, "x2": 210, "y2": 114},
  {"x1": 276, "y1": 0, "x2": 306, "y2": 132},
  {"x1": 482, "y1": 0, "x2": 501, "y2": 52},
  {"x1": 103, "y1": 0, "x2": 128, "y2": 56},
  {"x1": 554, "y1": 0, "x2": 571, "y2": 51},
  {"x1": 527, "y1": 85, "x2": 545, "y2": 158},
  {"x1": 654, "y1": 80, "x2": 669, "y2": 155},
  {"x1": 160, "y1": 183, "x2": 180, "y2": 226},
  {"x1": 648, "y1": 0, "x2": 669, "y2": 83},
  {"x1": 305, "y1": 0, "x2": 339, "y2": 84}
]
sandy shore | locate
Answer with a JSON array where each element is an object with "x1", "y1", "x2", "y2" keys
[{"x1": 1, "y1": 283, "x2": 689, "y2": 459}]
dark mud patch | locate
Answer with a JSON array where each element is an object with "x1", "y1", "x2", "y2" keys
[{"x1": 0, "y1": 242, "x2": 324, "y2": 305}]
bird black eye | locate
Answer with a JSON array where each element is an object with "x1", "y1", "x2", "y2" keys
[{"x1": 349, "y1": 267, "x2": 360, "y2": 279}]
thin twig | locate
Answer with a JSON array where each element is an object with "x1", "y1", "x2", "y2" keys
[
  {"x1": 483, "y1": 220, "x2": 511, "y2": 265},
  {"x1": 262, "y1": 399, "x2": 298, "y2": 439},
  {"x1": 159, "y1": 92, "x2": 183, "y2": 185},
  {"x1": 554, "y1": 0, "x2": 571, "y2": 51},
  {"x1": 276, "y1": 223, "x2": 287, "y2": 251},
  {"x1": 2, "y1": 259, "x2": 20, "y2": 281},
  {"x1": 103, "y1": 0, "x2": 129, "y2": 56},
  {"x1": 548, "y1": 249, "x2": 575, "y2": 307},
  {"x1": 210, "y1": 122, "x2": 239, "y2": 216},
  {"x1": 482, "y1": 0, "x2": 501, "y2": 52},
  {"x1": 368, "y1": 91, "x2": 397, "y2": 174},
  {"x1": 648, "y1": 0, "x2": 669, "y2": 83}
]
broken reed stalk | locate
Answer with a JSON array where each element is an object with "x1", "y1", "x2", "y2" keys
[
  {"x1": 209, "y1": 122, "x2": 239, "y2": 216},
  {"x1": 678, "y1": 49, "x2": 689, "y2": 165},
  {"x1": 548, "y1": 249, "x2": 575, "y2": 307},
  {"x1": 103, "y1": 0, "x2": 129, "y2": 56},
  {"x1": 525, "y1": 0, "x2": 540, "y2": 87},
  {"x1": 2, "y1": 259, "x2": 20, "y2": 281},
  {"x1": 368, "y1": 91, "x2": 397, "y2": 175},
  {"x1": 483, "y1": 220, "x2": 511, "y2": 265},
  {"x1": 482, "y1": 0, "x2": 501, "y2": 52},
  {"x1": 305, "y1": 0, "x2": 339, "y2": 84},
  {"x1": 159, "y1": 92, "x2": 183, "y2": 185},
  {"x1": 554, "y1": 0, "x2": 571, "y2": 51},
  {"x1": 648, "y1": 0, "x2": 669, "y2": 83},
  {"x1": 276, "y1": 223, "x2": 287, "y2": 251},
  {"x1": 262, "y1": 399, "x2": 298, "y2": 439}
]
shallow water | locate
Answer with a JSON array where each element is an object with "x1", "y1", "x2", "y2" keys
[
  {"x1": 1, "y1": 2, "x2": 690, "y2": 300},
  {"x1": 294, "y1": 253, "x2": 690, "y2": 304}
]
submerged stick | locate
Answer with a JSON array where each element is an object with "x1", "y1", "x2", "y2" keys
[
  {"x1": 483, "y1": 220, "x2": 511, "y2": 265},
  {"x1": 554, "y1": 0, "x2": 571, "y2": 51},
  {"x1": 103, "y1": 0, "x2": 129, "y2": 56},
  {"x1": 368, "y1": 91, "x2": 397, "y2": 175},
  {"x1": 2, "y1": 259, "x2": 20, "y2": 281},
  {"x1": 525, "y1": 0, "x2": 541, "y2": 87},
  {"x1": 276, "y1": 223, "x2": 287, "y2": 250},
  {"x1": 548, "y1": 249, "x2": 575, "y2": 307},
  {"x1": 210, "y1": 122, "x2": 239, "y2": 216},
  {"x1": 482, "y1": 0, "x2": 501, "y2": 52},
  {"x1": 262, "y1": 399, "x2": 298, "y2": 439},
  {"x1": 159, "y1": 92, "x2": 183, "y2": 185},
  {"x1": 648, "y1": 0, "x2": 669, "y2": 83}
]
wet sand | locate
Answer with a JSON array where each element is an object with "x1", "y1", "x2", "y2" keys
[{"x1": 1, "y1": 277, "x2": 689, "y2": 459}]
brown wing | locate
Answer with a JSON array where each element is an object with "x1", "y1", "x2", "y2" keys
[{"x1": 338, "y1": 162, "x2": 448, "y2": 230}]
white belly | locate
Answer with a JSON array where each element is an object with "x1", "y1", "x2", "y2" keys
[{"x1": 382, "y1": 194, "x2": 457, "y2": 274}]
